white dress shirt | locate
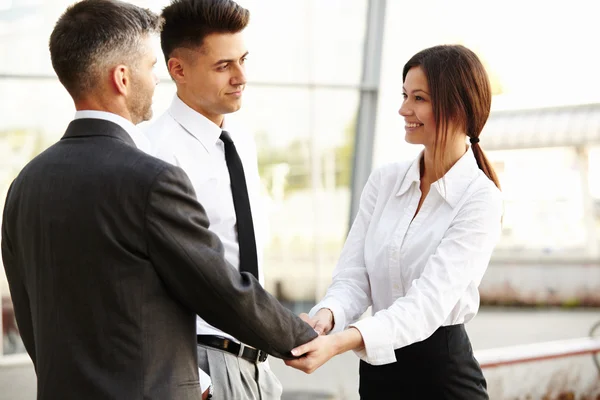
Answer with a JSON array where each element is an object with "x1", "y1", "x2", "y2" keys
[
  {"x1": 310, "y1": 147, "x2": 503, "y2": 366},
  {"x1": 73, "y1": 110, "x2": 151, "y2": 152},
  {"x1": 143, "y1": 94, "x2": 265, "y2": 341}
]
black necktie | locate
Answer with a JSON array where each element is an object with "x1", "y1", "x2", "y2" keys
[{"x1": 220, "y1": 131, "x2": 259, "y2": 279}]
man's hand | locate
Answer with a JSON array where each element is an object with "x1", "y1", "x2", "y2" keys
[
  {"x1": 202, "y1": 387, "x2": 210, "y2": 400},
  {"x1": 299, "y1": 308, "x2": 334, "y2": 335}
]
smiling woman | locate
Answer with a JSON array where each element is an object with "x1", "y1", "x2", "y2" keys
[
  {"x1": 296, "y1": 45, "x2": 503, "y2": 400},
  {"x1": 401, "y1": 45, "x2": 500, "y2": 191},
  {"x1": 399, "y1": 67, "x2": 435, "y2": 147}
]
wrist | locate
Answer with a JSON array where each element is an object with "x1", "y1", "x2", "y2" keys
[{"x1": 332, "y1": 327, "x2": 364, "y2": 355}]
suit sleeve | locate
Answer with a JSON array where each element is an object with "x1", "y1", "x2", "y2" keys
[
  {"x1": 1, "y1": 182, "x2": 37, "y2": 369},
  {"x1": 144, "y1": 165, "x2": 317, "y2": 359}
]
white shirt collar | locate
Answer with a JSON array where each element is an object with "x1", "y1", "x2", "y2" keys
[
  {"x1": 396, "y1": 146, "x2": 480, "y2": 208},
  {"x1": 73, "y1": 110, "x2": 151, "y2": 152},
  {"x1": 168, "y1": 94, "x2": 229, "y2": 153}
]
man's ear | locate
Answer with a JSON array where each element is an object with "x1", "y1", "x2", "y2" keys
[
  {"x1": 167, "y1": 57, "x2": 185, "y2": 84},
  {"x1": 110, "y1": 64, "x2": 129, "y2": 96}
]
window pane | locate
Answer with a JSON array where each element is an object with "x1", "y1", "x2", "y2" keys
[
  {"x1": 237, "y1": 0, "x2": 367, "y2": 85},
  {"x1": 234, "y1": 86, "x2": 359, "y2": 300},
  {"x1": 0, "y1": 2, "x2": 66, "y2": 75},
  {"x1": 488, "y1": 148, "x2": 588, "y2": 257}
]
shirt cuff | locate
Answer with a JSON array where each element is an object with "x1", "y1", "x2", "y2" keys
[
  {"x1": 309, "y1": 298, "x2": 346, "y2": 334},
  {"x1": 350, "y1": 317, "x2": 397, "y2": 365}
]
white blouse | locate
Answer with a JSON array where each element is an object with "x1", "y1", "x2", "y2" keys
[{"x1": 310, "y1": 147, "x2": 503, "y2": 365}]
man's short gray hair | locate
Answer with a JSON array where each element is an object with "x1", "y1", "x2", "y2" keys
[{"x1": 49, "y1": 0, "x2": 162, "y2": 100}]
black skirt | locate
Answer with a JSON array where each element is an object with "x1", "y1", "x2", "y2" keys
[{"x1": 359, "y1": 324, "x2": 488, "y2": 400}]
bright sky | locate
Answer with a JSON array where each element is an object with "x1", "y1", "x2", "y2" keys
[
  {"x1": 383, "y1": 0, "x2": 600, "y2": 106},
  {"x1": 456, "y1": 0, "x2": 600, "y2": 108},
  {"x1": 373, "y1": 0, "x2": 600, "y2": 163}
]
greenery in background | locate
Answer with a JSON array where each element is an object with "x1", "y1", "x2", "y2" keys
[
  {"x1": 256, "y1": 115, "x2": 355, "y2": 195},
  {"x1": 0, "y1": 129, "x2": 52, "y2": 203},
  {"x1": 1, "y1": 129, "x2": 51, "y2": 159},
  {"x1": 334, "y1": 117, "x2": 355, "y2": 187},
  {"x1": 253, "y1": 52, "x2": 502, "y2": 198}
]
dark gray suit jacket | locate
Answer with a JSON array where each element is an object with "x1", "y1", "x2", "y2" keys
[{"x1": 1, "y1": 118, "x2": 317, "y2": 400}]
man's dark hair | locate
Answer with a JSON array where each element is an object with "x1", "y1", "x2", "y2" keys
[
  {"x1": 160, "y1": 0, "x2": 249, "y2": 64},
  {"x1": 49, "y1": 0, "x2": 162, "y2": 100}
]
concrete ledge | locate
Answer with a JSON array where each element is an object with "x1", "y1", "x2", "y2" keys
[{"x1": 477, "y1": 337, "x2": 600, "y2": 399}]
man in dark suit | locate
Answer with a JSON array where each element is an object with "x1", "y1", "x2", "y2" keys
[{"x1": 0, "y1": 1, "x2": 316, "y2": 399}]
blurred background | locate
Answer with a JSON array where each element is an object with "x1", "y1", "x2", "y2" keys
[{"x1": 1, "y1": 0, "x2": 600, "y2": 399}]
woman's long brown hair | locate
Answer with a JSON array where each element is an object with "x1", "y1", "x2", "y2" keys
[{"x1": 402, "y1": 45, "x2": 501, "y2": 189}]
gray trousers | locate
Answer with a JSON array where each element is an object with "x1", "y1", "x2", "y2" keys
[{"x1": 197, "y1": 345, "x2": 283, "y2": 400}]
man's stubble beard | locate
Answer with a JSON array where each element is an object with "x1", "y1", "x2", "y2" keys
[{"x1": 128, "y1": 83, "x2": 154, "y2": 124}]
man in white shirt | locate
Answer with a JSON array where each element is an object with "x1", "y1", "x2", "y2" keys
[{"x1": 144, "y1": 0, "x2": 283, "y2": 398}]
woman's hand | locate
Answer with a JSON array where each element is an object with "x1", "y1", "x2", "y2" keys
[
  {"x1": 284, "y1": 335, "x2": 339, "y2": 374},
  {"x1": 299, "y1": 308, "x2": 334, "y2": 335},
  {"x1": 284, "y1": 327, "x2": 364, "y2": 374}
]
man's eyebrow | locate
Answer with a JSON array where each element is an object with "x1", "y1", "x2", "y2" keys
[{"x1": 212, "y1": 51, "x2": 249, "y2": 66}]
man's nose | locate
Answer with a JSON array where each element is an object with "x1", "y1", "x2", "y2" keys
[{"x1": 231, "y1": 65, "x2": 247, "y2": 86}]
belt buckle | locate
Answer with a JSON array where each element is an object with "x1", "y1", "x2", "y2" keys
[
  {"x1": 257, "y1": 350, "x2": 267, "y2": 363},
  {"x1": 238, "y1": 342, "x2": 266, "y2": 363}
]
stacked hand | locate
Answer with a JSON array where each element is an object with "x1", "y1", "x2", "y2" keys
[
  {"x1": 284, "y1": 334, "x2": 340, "y2": 374},
  {"x1": 285, "y1": 309, "x2": 364, "y2": 374}
]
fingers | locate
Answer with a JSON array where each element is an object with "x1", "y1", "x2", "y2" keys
[
  {"x1": 284, "y1": 358, "x2": 318, "y2": 374},
  {"x1": 313, "y1": 320, "x2": 327, "y2": 335},
  {"x1": 293, "y1": 333, "x2": 328, "y2": 356},
  {"x1": 299, "y1": 312, "x2": 325, "y2": 335},
  {"x1": 299, "y1": 313, "x2": 314, "y2": 326},
  {"x1": 291, "y1": 338, "x2": 315, "y2": 357},
  {"x1": 315, "y1": 308, "x2": 333, "y2": 334},
  {"x1": 284, "y1": 342, "x2": 332, "y2": 374}
]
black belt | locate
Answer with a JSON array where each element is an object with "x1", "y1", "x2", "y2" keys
[{"x1": 197, "y1": 335, "x2": 268, "y2": 363}]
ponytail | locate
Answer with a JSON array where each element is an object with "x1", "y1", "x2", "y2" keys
[{"x1": 471, "y1": 141, "x2": 501, "y2": 190}]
